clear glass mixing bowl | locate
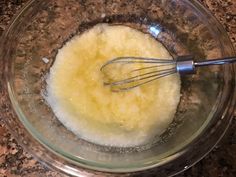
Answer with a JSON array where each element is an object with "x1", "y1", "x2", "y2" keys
[{"x1": 0, "y1": 0, "x2": 235, "y2": 176}]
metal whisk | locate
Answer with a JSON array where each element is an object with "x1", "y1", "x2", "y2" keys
[{"x1": 100, "y1": 55, "x2": 236, "y2": 91}]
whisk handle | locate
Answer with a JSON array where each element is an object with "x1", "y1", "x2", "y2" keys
[
  {"x1": 176, "y1": 55, "x2": 196, "y2": 74},
  {"x1": 176, "y1": 56, "x2": 236, "y2": 75},
  {"x1": 194, "y1": 56, "x2": 236, "y2": 67}
]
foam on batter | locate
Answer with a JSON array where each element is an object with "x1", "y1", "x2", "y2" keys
[{"x1": 45, "y1": 24, "x2": 181, "y2": 147}]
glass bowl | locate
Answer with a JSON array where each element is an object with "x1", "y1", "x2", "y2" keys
[{"x1": 0, "y1": 0, "x2": 235, "y2": 176}]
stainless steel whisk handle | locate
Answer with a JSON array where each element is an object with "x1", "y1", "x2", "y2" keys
[
  {"x1": 176, "y1": 56, "x2": 196, "y2": 74},
  {"x1": 176, "y1": 56, "x2": 236, "y2": 75}
]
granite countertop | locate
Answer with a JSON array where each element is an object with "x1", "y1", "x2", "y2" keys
[{"x1": 0, "y1": 0, "x2": 235, "y2": 176}]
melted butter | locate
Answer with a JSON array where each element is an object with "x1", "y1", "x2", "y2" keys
[{"x1": 45, "y1": 24, "x2": 181, "y2": 147}]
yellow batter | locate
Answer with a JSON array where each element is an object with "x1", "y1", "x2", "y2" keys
[{"x1": 45, "y1": 24, "x2": 181, "y2": 147}]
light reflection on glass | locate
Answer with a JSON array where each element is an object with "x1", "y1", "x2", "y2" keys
[{"x1": 149, "y1": 25, "x2": 162, "y2": 38}]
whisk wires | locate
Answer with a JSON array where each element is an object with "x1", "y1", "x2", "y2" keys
[{"x1": 100, "y1": 57, "x2": 177, "y2": 91}]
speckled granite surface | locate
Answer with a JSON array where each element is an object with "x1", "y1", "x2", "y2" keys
[{"x1": 0, "y1": 0, "x2": 235, "y2": 176}]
